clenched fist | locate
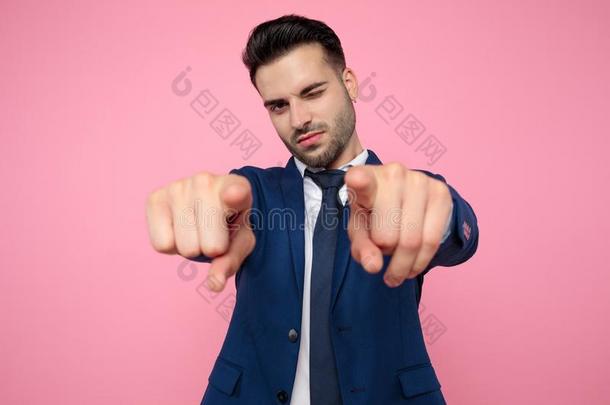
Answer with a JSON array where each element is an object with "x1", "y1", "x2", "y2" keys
[{"x1": 146, "y1": 172, "x2": 256, "y2": 292}]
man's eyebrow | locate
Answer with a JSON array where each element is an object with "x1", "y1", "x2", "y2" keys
[{"x1": 263, "y1": 81, "x2": 328, "y2": 108}]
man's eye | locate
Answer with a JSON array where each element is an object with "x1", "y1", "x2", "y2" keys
[
  {"x1": 307, "y1": 90, "x2": 324, "y2": 98},
  {"x1": 270, "y1": 91, "x2": 323, "y2": 113},
  {"x1": 271, "y1": 104, "x2": 286, "y2": 113}
]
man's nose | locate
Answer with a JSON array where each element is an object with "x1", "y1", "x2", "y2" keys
[{"x1": 290, "y1": 100, "x2": 312, "y2": 131}]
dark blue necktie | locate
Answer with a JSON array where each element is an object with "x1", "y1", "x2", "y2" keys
[{"x1": 304, "y1": 168, "x2": 346, "y2": 405}]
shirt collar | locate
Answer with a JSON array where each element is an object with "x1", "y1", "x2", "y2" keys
[{"x1": 293, "y1": 148, "x2": 369, "y2": 178}]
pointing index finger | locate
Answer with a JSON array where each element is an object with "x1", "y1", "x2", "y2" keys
[
  {"x1": 218, "y1": 174, "x2": 253, "y2": 219},
  {"x1": 345, "y1": 165, "x2": 378, "y2": 210}
]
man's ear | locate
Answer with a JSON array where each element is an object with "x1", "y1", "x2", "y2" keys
[{"x1": 342, "y1": 67, "x2": 358, "y2": 100}]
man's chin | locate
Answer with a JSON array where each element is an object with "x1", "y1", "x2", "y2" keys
[{"x1": 298, "y1": 151, "x2": 338, "y2": 169}]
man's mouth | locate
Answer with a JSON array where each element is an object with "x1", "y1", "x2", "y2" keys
[{"x1": 297, "y1": 131, "x2": 325, "y2": 146}]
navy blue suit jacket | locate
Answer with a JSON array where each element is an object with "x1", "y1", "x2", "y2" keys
[{"x1": 191, "y1": 149, "x2": 478, "y2": 404}]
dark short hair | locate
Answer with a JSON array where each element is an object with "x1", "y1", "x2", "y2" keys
[{"x1": 241, "y1": 14, "x2": 347, "y2": 89}]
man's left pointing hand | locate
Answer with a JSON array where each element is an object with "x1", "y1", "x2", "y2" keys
[{"x1": 345, "y1": 162, "x2": 453, "y2": 288}]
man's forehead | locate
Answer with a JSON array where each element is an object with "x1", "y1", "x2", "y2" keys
[{"x1": 255, "y1": 44, "x2": 332, "y2": 97}]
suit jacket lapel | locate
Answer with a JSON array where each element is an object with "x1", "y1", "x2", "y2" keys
[
  {"x1": 331, "y1": 149, "x2": 383, "y2": 312},
  {"x1": 280, "y1": 156, "x2": 306, "y2": 302}
]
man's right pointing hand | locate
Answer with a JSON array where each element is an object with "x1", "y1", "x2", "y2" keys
[{"x1": 146, "y1": 172, "x2": 256, "y2": 292}]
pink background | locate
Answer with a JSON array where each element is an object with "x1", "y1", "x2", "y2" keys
[{"x1": 2, "y1": 0, "x2": 609, "y2": 403}]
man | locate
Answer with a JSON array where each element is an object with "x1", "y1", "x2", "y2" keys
[{"x1": 146, "y1": 14, "x2": 478, "y2": 405}]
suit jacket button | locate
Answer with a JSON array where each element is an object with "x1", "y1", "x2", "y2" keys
[
  {"x1": 276, "y1": 390, "x2": 289, "y2": 403},
  {"x1": 288, "y1": 328, "x2": 299, "y2": 343}
]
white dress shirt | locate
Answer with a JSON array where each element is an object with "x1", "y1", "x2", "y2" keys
[{"x1": 289, "y1": 148, "x2": 452, "y2": 404}]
